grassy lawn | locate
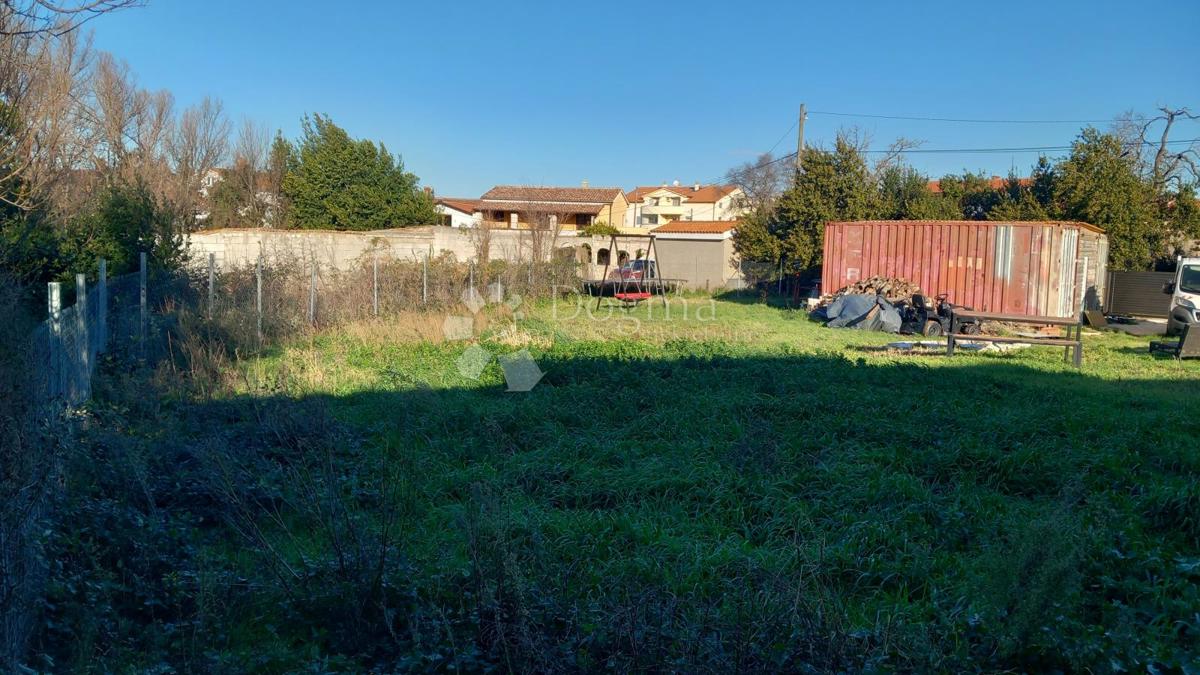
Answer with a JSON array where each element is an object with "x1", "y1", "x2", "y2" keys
[{"x1": 43, "y1": 296, "x2": 1200, "y2": 671}]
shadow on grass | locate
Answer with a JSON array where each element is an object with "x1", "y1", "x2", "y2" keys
[{"x1": 36, "y1": 348, "x2": 1200, "y2": 673}]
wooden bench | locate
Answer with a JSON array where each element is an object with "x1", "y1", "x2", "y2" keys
[{"x1": 946, "y1": 309, "x2": 1084, "y2": 367}]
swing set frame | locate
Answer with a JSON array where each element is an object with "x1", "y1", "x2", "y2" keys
[{"x1": 593, "y1": 233, "x2": 667, "y2": 309}]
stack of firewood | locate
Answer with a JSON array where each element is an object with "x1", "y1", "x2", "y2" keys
[{"x1": 826, "y1": 276, "x2": 921, "y2": 303}]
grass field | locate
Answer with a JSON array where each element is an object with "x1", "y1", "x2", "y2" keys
[{"x1": 38, "y1": 295, "x2": 1200, "y2": 672}]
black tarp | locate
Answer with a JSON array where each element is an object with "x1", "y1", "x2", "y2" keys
[{"x1": 824, "y1": 294, "x2": 902, "y2": 333}]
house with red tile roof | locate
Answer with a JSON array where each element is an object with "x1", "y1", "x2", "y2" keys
[
  {"x1": 476, "y1": 183, "x2": 628, "y2": 231},
  {"x1": 434, "y1": 197, "x2": 481, "y2": 228},
  {"x1": 623, "y1": 182, "x2": 745, "y2": 230}
]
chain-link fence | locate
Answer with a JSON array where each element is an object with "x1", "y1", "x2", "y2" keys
[
  {"x1": 26, "y1": 254, "x2": 185, "y2": 410},
  {"x1": 22, "y1": 251, "x2": 583, "y2": 409},
  {"x1": 195, "y1": 253, "x2": 581, "y2": 352}
]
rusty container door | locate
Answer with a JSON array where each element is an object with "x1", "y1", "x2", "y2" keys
[{"x1": 822, "y1": 221, "x2": 1086, "y2": 318}]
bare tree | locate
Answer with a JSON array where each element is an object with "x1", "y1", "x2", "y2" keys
[
  {"x1": 1111, "y1": 106, "x2": 1199, "y2": 190},
  {"x1": 869, "y1": 137, "x2": 924, "y2": 181},
  {"x1": 1145, "y1": 107, "x2": 1198, "y2": 190},
  {"x1": 0, "y1": 25, "x2": 92, "y2": 210},
  {"x1": 0, "y1": 0, "x2": 142, "y2": 37},
  {"x1": 224, "y1": 118, "x2": 270, "y2": 225},
  {"x1": 725, "y1": 152, "x2": 788, "y2": 213},
  {"x1": 167, "y1": 96, "x2": 230, "y2": 220}
]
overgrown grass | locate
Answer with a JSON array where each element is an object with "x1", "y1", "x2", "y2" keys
[{"x1": 31, "y1": 297, "x2": 1200, "y2": 672}]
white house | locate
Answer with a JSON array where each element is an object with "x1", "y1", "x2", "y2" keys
[
  {"x1": 435, "y1": 197, "x2": 482, "y2": 228},
  {"x1": 622, "y1": 182, "x2": 745, "y2": 230}
]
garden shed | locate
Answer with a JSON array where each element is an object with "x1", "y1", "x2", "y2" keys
[{"x1": 822, "y1": 220, "x2": 1108, "y2": 318}]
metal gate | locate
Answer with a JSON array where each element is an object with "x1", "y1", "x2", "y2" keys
[{"x1": 1105, "y1": 271, "x2": 1174, "y2": 317}]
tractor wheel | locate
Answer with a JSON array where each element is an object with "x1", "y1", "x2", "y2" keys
[{"x1": 923, "y1": 320, "x2": 943, "y2": 337}]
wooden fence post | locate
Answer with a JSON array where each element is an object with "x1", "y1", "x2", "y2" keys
[
  {"x1": 97, "y1": 258, "x2": 107, "y2": 354},
  {"x1": 47, "y1": 282, "x2": 62, "y2": 400},
  {"x1": 75, "y1": 273, "x2": 89, "y2": 400}
]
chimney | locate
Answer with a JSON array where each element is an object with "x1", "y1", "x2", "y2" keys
[
  {"x1": 693, "y1": 182, "x2": 700, "y2": 191},
  {"x1": 581, "y1": 179, "x2": 589, "y2": 188},
  {"x1": 424, "y1": 186, "x2": 433, "y2": 196}
]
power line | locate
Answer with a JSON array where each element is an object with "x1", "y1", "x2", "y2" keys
[
  {"x1": 861, "y1": 137, "x2": 1199, "y2": 154},
  {"x1": 808, "y1": 110, "x2": 1117, "y2": 124},
  {"x1": 765, "y1": 119, "x2": 799, "y2": 156}
]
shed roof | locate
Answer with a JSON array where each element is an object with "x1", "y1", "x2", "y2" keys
[{"x1": 652, "y1": 220, "x2": 739, "y2": 234}]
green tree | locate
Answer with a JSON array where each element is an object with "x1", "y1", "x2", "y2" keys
[
  {"x1": 56, "y1": 183, "x2": 184, "y2": 279},
  {"x1": 1055, "y1": 128, "x2": 1158, "y2": 270},
  {"x1": 876, "y1": 165, "x2": 959, "y2": 220},
  {"x1": 265, "y1": 131, "x2": 294, "y2": 227},
  {"x1": 282, "y1": 114, "x2": 436, "y2": 231},
  {"x1": 767, "y1": 137, "x2": 875, "y2": 270},
  {"x1": 935, "y1": 171, "x2": 1004, "y2": 220}
]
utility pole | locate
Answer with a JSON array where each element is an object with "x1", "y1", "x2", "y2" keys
[{"x1": 795, "y1": 103, "x2": 807, "y2": 173}]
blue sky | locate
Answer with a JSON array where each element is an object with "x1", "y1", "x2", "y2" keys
[{"x1": 89, "y1": 0, "x2": 1198, "y2": 197}]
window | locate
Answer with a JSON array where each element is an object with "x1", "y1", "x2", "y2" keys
[
  {"x1": 642, "y1": 214, "x2": 659, "y2": 225},
  {"x1": 649, "y1": 197, "x2": 660, "y2": 206},
  {"x1": 670, "y1": 197, "x2": 681, "y2": 206},
  {"x1": 1180, "y1": 265, "x2": 1200, "y2": 294}
]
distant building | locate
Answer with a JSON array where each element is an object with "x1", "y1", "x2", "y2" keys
[
  {"x1": 435, "y1": 197, "x2": 481, "y2": 228},
  {"x1": 623, "y1": 182, "x2": 745, "y2": 229},
  {"x1": 926, "y1": 176, "x2": 1031, "y2": 193},
  {"x1": 476, "y1": 184, "x2": 628, "y2": 230}
]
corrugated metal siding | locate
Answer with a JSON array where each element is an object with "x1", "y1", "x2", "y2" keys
[
  {"x1": 1105, "y1": 271, "x2": 1174, "y2": 317},
  {"x1": 822, "y1": 221, "x2": 1108, "y2": 318}
]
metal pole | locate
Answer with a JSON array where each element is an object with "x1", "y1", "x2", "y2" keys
[
  {"x1": 256, "y1": 255, "x2": 263, "y2": 345},
  {"x1": 139, "y1": 251, "x2": 147, "y2": 359},
  {"x1": 207, "y1": 252, "x2": 216, "y2": 320},
  {"x1": 75, "y1": 273, "x2": 89, "y2": 399},
  {"x1": 422, "y1": 253, "x2": 428, "y2": 305},
  {"x1": 47, "y1": 281, "x2": 62, "y2": 399},
  {"x1": 97, "y1": 258, "x2": 107, "y2": 354},
  {"x1": 309, "y1": 261, "x2": 317, "y2": 326},
  {"x1": 372, "y1": 254, "x2": 379, "y2": 317}
]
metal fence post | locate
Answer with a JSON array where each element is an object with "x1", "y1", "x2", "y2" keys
[
  {"x1": 256, "y1": 255, "x2": 263, "y2": 345},
  {"x1": 139, "y1": 252, "x2": 147, "y2": 359},
  {"x1": 373, "y1": 254, "x2": 379, "y2": 317},
  {"x1": 75, "y1": 273, "x2": 90, "y2": 400},
  {"x1": 308, "y1": 261, "x2": 317, "y2": 326},
  {"x1": 207, "y1": 252, "x2": 216, "y2": 320},
  {"x1": 98, "y1": 258, "x2": 107, "y2": 354},
  {"x1": 422, "y1": 253, "x2": 428, "y2": 305},
  {"x1": 47, "y1": 282, "x2": 62, "y2": 400}
]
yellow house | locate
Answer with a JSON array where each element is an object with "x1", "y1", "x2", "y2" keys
[
  {"x1": 623, "y1": 183, "x2": 744, "y2": 231},
  {"x1": 477, "y1": 184, "x2": 628, "y2": 231}
]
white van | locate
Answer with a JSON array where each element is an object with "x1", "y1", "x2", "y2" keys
[{"x1": 1165, "y1": 257, "x2": 1200, "y2": 335}]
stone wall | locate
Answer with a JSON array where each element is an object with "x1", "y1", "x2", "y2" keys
[{"x1": 185, "y1": 226, "x2": 739, "y2": 289}]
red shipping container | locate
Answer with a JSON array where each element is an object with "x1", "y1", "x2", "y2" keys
[{"x1": 821, "y1": 220, "x2": 1108, "y2": 318}]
